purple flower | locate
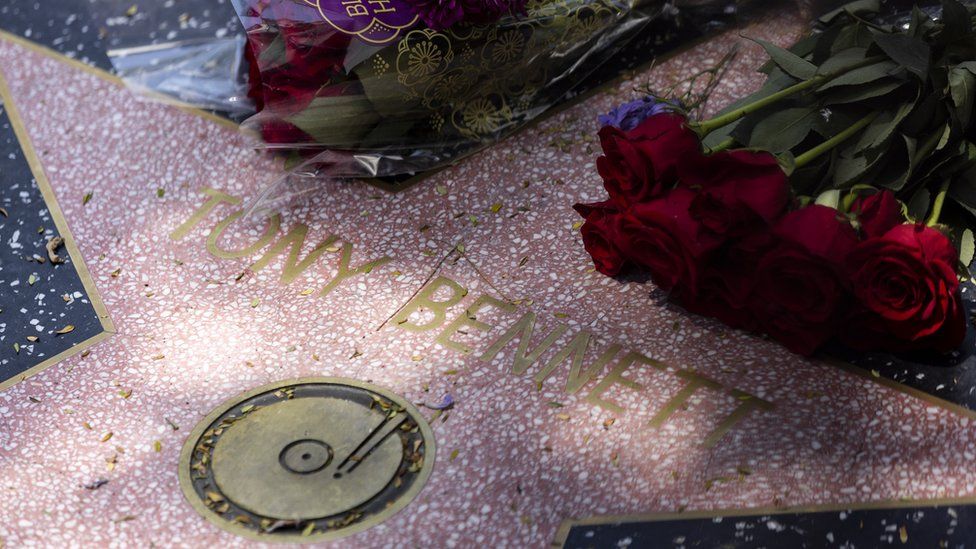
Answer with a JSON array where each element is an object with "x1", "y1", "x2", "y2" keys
[
  {"x1": 406, "y1": 0, "x2": 526, "y2": 30},
  {"x1": 424, "y1": 393, "x2": 455, "y2": 410},
  {"x1": 464, "y1": 0, "x2": 526, "y2": 23},
  {"x1": 410, "y1": 0, "x2": 467, "y2": 30},
  {"x1": 599, "y1": 96, "x2": 679, "y2": 131}
]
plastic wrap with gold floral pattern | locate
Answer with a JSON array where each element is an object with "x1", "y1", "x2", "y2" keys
[{"x1": 231, "y1": 0, "x2": 732, "y2": 195}]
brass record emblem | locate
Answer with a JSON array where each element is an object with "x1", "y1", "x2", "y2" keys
[{"x1": 178, "y1": 377, "x2": 435, "y2": 542}]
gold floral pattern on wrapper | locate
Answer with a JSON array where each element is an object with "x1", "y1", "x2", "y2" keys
[
  {"x1": 398, "y1": 31, "x2": 453, "y2": 80},
  {"x1": 360, "y1": 0, "x2": 630, "y2": 140}
]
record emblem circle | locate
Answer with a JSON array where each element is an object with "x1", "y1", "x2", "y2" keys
[{"x1": 178, "y1": 377, "x2": 435, "y2": 542}]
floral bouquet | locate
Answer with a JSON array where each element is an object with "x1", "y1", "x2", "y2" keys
[
  {"x1": 231, "y1": 0, "x2": 757, "y2": 194},
  {"x1": 575, "y1": 0, "x2": 976, "y2": 355}
]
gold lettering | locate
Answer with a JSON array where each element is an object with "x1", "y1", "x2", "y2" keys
[
  {"x1": 346, "y1": 4, "x2": 369, "y2": 16},
  {"x1": 479, "y1": 312, "x2": 567, "y2": 375},
  {"x1": 391, "y1": 276, "x2": 466, "y2": 332},
  {"x1": 169, "y1": 188, "x2": 240, "y2": 241},
  {"x1": 702, "y1": 390, "x2": 774, "y2": 448},
  {"x1": 534, "y1": 334, "x2": 622, "y2": 395},
  {"x1": 318, "y1": 242, "x2": 391, "y2": 297},
  {"x1": 249, "y1": 224, "x2": 338, "y2": 285},
  {"x1": 206, "y1": 210, "x2": 281, "y2": 259},
  {"x1": 435, "y1": 294, "x2": 515, "y2": 354},
  {"x1": 585, "y1": 351, "x2": 661, "y2": 414},
  {"x1": 368, "y1": 0, "x2": 395, "y2": 13},
  {"x1": 647, "y1": 370, "x2": 721, "y2": 428}
]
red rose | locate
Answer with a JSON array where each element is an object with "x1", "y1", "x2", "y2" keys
[
  {"x1": 680, "y1": 150, "x2": 791, "y2": 237},
  {"x1": 843, "y1": 224, "x2": 965, "y2": 352},
  {"x1": 851, "y1": 190, "x2": 905, "y2": 239},
  {"x1": 684, "y1": 232, "x2": 772, "y2": 331},
  {"x1": 614, "y1": 188, "x2": 720, "y2": 296},
  {"x1": 243, "y1": 0, "x2": 352, "y2": 120},
  {"x1": 596, "y1": 114, "x2": 701, "y2": 206},
  {"x1": 252, "y1": 117, "x2": 314, "y2": 146},
  {"x1": 246, "y1": 78, "x2": 363, "y2": 146},
  {"x1": 749, "y1": 205, "x2": 859, "y2": 355},
  {"x1": 256, "y1": 26, "x2": 350, "y2": 115},
  {"x1": 573, "y1": 201, "x2": 629, "y2": 276}
]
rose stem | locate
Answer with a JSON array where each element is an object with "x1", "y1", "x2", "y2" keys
[
  {"x1": 914, "y1": 128, "x2": 945, "y2": 171},
  {"x1": 705, "y1": 137, "x2": 736, "y2": 154},
  {"x1": 694, "y1": 56, "x2": 885, "y2": 136},
  {"x1": 926, "y1": 181, "x2": 952, "y2": 227},
  {"x1": 793, "y1": 112, "x2": 879, "y2": 169},
  {"x1": 695, "y1": 79, "x2": 822, "y2": 135}
]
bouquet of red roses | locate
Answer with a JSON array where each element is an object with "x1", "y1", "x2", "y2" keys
[
  {"x1": 231, "y1": 0, "x2": 756, "y2": 194},
  {"x1": 575, "y1": 0, "x2": 976, "y2": 355}
]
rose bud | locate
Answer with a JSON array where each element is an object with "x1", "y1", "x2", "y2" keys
[
  {"x1": 572, "y1": 200, "x2": 629, "y2": 277},
  {"x1": 850, "y1": 190, "x2": 905, "y2": 239}
]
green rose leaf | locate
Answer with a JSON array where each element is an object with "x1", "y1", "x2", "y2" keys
[
  {"x1": 951, "y1": 168, "x2": 976, "y2": 218},
  {"x1": 356, "y1": 70, "x2": 422, "y2": 117},
  {"x1": 960, "y1": 228, "x2": 975, "y2": 268},
  {"x1": 907, "y1": 186, "x2": 931, "y2": 220},
  {"x1": 873, "y1": 134, "x2": 918, "y2": 191},
  {"x1": 816, "y1": 47, "x2": 869, "y2": 76},
  {"x1": 833, "y1": 153, "x2": 871, "y2": 187},
  {"x1": 821, "y1": 78, "x2": 905, "y2": 104},
  {"x1": 745, "y1": 107, "x2": 820, "y2": 153},
  {"x1": 819, "y1": 0, "x2": 880, "y2": 25},
  {"x1": 872, "y1": 32, "x2": 931, "y2": 78},
  {"x1": 816, "y1": 60, "x2": 899, "y2": 91},
  {"x1": 257, "y1": 33, "x2": 286, "y2": 68},
  {"x1": 853, "y1": 99, "x2": 916, "y2": 154},
  {"x1": 751, "y1": 38, "x2": 818, "y2": 80},
  {"x1": 286, "y1": 95, "x2": 382, "y2": 147},
  {"x1": 948, "y1": 63, "x2": 976, "y2": 128}
]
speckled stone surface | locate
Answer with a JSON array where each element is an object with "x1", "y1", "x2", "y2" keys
[{"x1": 2, "y1": 9, "x2": 976, "y2": 549}]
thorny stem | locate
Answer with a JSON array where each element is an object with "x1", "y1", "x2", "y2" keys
[
  {"x1": 794, "y1": 112, "x2": 879, "y2": 169},
  {"x1": 694, "y1": 56, "x2": 885, "y2": 136},
  {"x1": 706, "y1": 137, "x2": 736, "y2": 154},
  {"x1": 927, "y1": 181, "x2": 952, "y2": 227}
]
